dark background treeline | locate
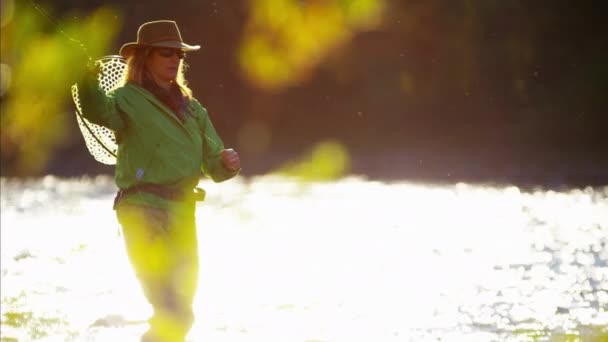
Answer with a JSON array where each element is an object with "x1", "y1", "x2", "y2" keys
[{"x1": 3, "y1": 0, "x2": 607, "y2": 187}]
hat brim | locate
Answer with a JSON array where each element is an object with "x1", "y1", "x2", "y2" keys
[{"x1": 119, "y1": 41, "x2": 200, "y2": 58}]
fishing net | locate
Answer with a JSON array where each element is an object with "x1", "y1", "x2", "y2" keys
[{"x1": 71, "y1": 56, "x2": 126, "y2": 165}]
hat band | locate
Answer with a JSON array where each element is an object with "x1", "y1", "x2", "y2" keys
[{"x1": 140, "y1": 36, "x2": 183, "y2": 45}]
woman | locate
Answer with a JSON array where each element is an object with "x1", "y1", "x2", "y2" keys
[{"x1": 77, "y1": 20, "x2": 241, "y2": 342}]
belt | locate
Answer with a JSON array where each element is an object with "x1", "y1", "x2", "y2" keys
[{"x1": 114, "y1": 183, "x2": 206, "y2": 207}]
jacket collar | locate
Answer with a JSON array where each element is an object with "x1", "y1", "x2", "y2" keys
[{"x1": 126, "y1": 82, "x2": 187, "y2": 125}]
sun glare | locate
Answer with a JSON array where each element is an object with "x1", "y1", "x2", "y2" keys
[{"x1": 1, "y1": 176, "x2": 607, "y2": 340}]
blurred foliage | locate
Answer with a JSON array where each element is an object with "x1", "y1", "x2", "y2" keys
[
  {"x1": 274, "y1": 140, "x2": 350, "y2": 180},
  {"x1": 0, "y1": 1, "x2": 121, "y2": 176},
  {"x1": 239, "y1": 0, "x2": 384, "y2": 91}
]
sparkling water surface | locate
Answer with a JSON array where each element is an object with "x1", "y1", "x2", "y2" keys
[{"x1": 1, "y1": 176, "x2": 607, "y2": 341}]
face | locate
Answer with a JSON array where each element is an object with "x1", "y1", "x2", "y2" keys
[{"x1": 144, "y1": 48, "x2": 185, "y2": 83}]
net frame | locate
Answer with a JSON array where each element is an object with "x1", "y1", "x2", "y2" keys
[{"x1": 71, "y1": 55, "x2": 126, "y2": 165}]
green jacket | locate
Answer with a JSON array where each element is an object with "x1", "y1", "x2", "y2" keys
[{"x1": 78, "y1": 75, "x2": 239, "y2": 209}]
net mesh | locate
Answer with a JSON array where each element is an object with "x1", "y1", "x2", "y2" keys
[{"x1": 71, "y1": 56, "x2": 126, "y2": 165}]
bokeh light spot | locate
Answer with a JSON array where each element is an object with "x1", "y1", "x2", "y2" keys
[
  {"x1": 274, "y1": 140, "x2": 351, "y2": 180},
  {"x1": 239, "y1": 0, "x2": 385, "y2": 91}
]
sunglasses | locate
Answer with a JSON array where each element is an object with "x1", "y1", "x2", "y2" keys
[{"x1": 156, "y1": 48, "x2": 186, "y2": 59}]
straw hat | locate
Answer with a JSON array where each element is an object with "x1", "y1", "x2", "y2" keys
[{"x1": 119, "y1": 20, "x2": 200, "y2": 58}]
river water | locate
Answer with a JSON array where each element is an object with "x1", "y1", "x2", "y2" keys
[{"x1": 1, "y1": 175, "x2": 607, "y2": 341}]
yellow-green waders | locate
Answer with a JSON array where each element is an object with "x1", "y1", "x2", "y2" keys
[{"x1": 116, "y1": 198, "x2": 199, "y2": 342}]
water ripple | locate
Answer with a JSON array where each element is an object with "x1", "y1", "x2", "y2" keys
[{"x1": 1, "y1": 176, "x2": 607, "y2": 341}]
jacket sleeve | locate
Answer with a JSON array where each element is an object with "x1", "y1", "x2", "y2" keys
[
  {"x1": 76, "y1": 71, "x2": 125, "y2": 132},
  {"x1": 194, "y1": 100, "x2": 240, "y2": 182}
]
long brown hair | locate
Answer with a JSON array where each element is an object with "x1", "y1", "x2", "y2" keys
[{"x1": 122, "y1": 46, "x2": 193, "y2": 99}]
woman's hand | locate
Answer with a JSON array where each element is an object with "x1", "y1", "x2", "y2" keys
[{"x1": 221, "y1": 148, "x2": 241, "y2": 172}]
